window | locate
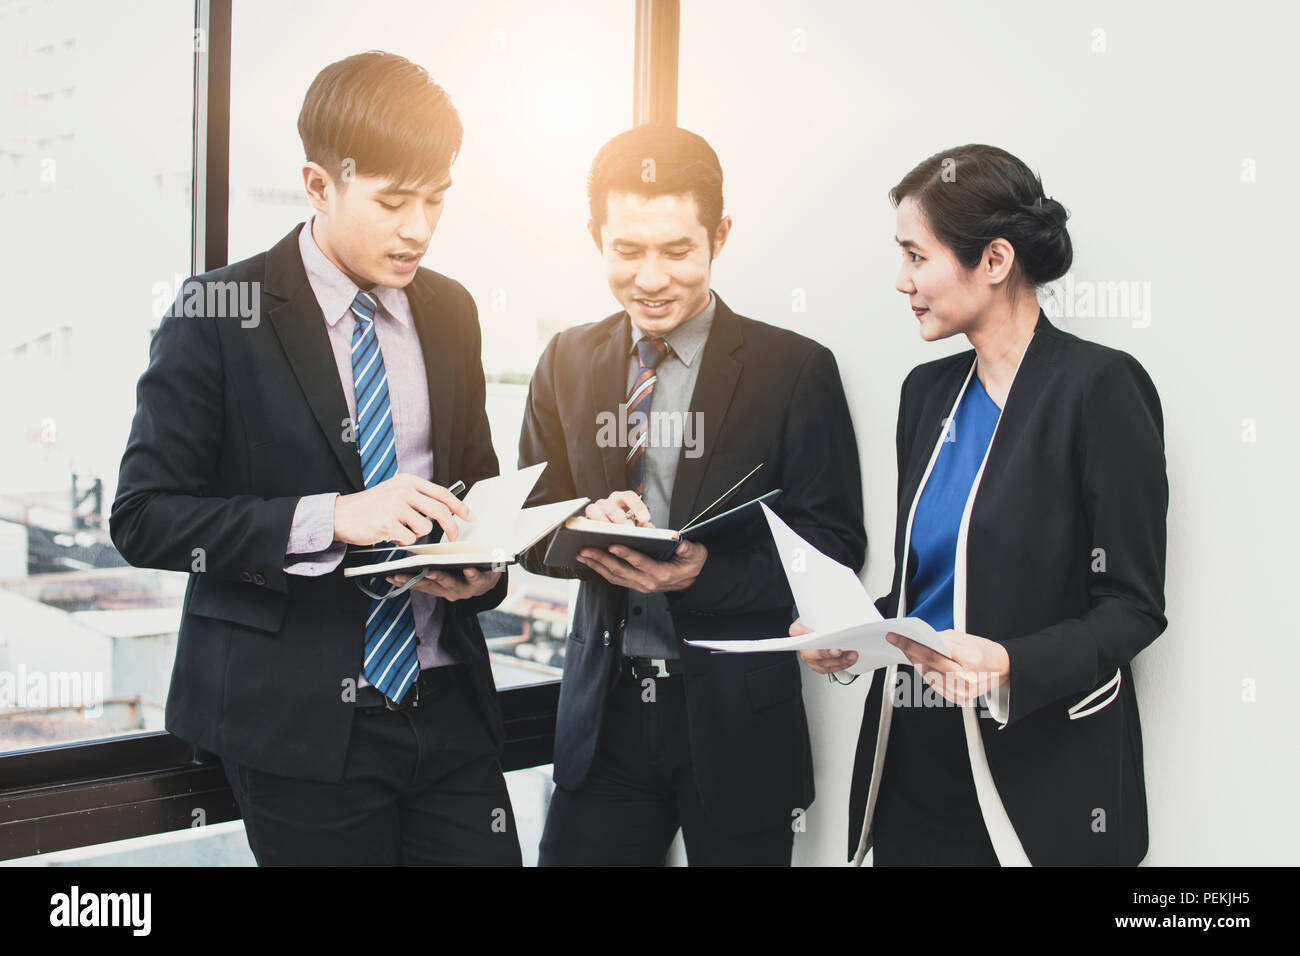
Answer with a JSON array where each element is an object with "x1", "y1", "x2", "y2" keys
[
  {"x1": 227, "y1": 0, "x2": 635, "y2": 689},
  {"x1": 0, "y1": 0, "x2": 194, "y2": 753},
  {"x1": 1, "y1": 0, "x2": 651, "y2": 864}
]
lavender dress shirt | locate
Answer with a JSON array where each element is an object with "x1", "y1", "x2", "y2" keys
[{"x1": 283, "y1": 218, "x2": 454, "y2": 680}]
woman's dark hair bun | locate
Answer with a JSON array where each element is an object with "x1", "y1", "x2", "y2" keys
[
  {"x1": 1014, "y1": 195, "x2": 1072, "y2": 285},
  {"x1": 890, "y1": 146, "x2": 1073, "y2": 287}
]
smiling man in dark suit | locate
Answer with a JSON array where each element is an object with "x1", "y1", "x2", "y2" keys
[
  {"x1": 517, "y1": 124, "x2": 867, "y2": 865},
  {"x1": 110, "y1": 51, "x2": 520, "y2": 866}
]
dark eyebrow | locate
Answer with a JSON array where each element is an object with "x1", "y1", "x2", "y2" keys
[
  {"x1": 895, "y1": 235, "x2": 920, "y2": 250},
  {"x1": 612, "y1": 237, "x2": 696, "y2": 248},
  {"x1": 378, "y1": 177, "x2": 453, "y2": 197}
]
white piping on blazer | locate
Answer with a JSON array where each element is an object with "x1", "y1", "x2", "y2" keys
[
  {"x1": 853, "y1": 353, "x2": 1032, "y2": 867},
  {"x1": 1069, "y1": 669, "x2": 1122, "y2": 719}
]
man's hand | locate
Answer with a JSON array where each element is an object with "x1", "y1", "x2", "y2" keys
[
  {"x1": 585, "y1": 490, "x2": 654, "y2": 527},
  {"x1": 573, "y1": 489, "x2": 704, "y2": 593},
  {"x1": 334, "y1": 473, "x2": 473, "y2": 547},
  {"x1": 885, "y1": 629, "x2": 1010, "y2": 705},
  {"x1": 386, "y1": 567, "x2": 501, "y2": 602},
  {"x1": 577, "y1": 539, "x2": 707, "y2": 594},
  {"x1": 791, "y1": 618, "x2": 860, "y2": 674}
]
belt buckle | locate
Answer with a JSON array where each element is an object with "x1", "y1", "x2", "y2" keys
[{"x1": 383, "y1": 676, "x2": 420, "y2": 710}]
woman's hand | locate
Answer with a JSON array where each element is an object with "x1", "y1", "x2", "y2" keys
[
  {"x1": 885, "y1": 629, "x2": 1010, "y2": 705},
  {"x1": 791, "y1": 618, "x2": 859, "y2": 674}
]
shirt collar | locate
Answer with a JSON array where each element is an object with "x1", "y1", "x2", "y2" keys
[
  {"x1": 297, "y1": 217, "x2": 411, "y2": 329},
  {"x1": 627, "y1": 291, "x2": 716, "y2": 368}
]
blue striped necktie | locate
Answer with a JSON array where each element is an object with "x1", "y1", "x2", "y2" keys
[{"x1": 350, "y1": 290, "x2": 420, "y2": 704}]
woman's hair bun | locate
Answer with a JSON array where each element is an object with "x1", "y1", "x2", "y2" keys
[{"x1": 890, "y1": 146, "x2": 1073, "y2": 287}]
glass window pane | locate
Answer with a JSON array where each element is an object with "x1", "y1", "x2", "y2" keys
[
  {"x1": 0, "y1": 0, "x2": 193, "y2": 752},
  {"x1": 227, "y1": 0, "x2": 634, "y2": 689}
]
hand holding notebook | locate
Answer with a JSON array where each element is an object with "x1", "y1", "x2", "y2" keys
[
  {"x1": 343, "y1": 462, "x2": 587, "y2": 579},
  {"x1": 542, "y1": 463, "x2": 779, "y2": 567}
]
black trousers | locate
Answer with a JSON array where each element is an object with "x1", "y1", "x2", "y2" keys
[
  {"x1": 871, "y1": 674, "x2": 1000, "y2": 867},
  {"x1": 222, "y1": 664, "x2": 522, "y2": 866},
  {"x1": 539, "y1": 667, "x2": 794, "y2": 866}
]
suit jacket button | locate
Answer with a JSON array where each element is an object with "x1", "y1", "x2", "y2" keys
[
  {"x1": 602, "y1": 629, "x2": 611, "y2": 646},
  {"x1": 239, "y1": 570, "x2": 252, "y2": 582},
  {"x1": 253, "y1": 572, "x2": 266, "y2": 586}
]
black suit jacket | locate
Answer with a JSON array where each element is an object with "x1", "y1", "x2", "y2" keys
[
  {"x1": 109, "y1": 223, "x2": 507, "y2": 782},
  {"x1": 517, "y1": 293, "x2": 866, "y2": 834},
  {"x1": 848, "y1": 311, "x2": 1167, "y2": 864}
]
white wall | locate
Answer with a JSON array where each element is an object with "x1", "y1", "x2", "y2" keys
[{"x1": 679, "y1": 0, "x2": 1300, "y2": 865}]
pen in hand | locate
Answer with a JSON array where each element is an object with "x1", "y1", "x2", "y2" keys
[{"x1": 347, "y1": 478, "x2": 471, "y2": 554}]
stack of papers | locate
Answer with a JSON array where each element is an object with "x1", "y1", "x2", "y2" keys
[{"x1": 683, "y1": 503, "x2": 951, "y2": 670}]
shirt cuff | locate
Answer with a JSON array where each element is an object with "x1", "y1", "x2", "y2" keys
[
  {"x1": 983, "y1": 680, "x2": 1010, "y2": 728},
  {"x1": 285, "y1": 493, "x2": 346, "y2": 576}
]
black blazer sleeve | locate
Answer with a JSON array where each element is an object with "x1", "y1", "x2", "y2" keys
[
  {"x1": 458, "y1": 285, "x2": 501, "y2": 492},
  {"x1": 110, "y1": 297, "x2": 301, "y2": 594},
  {"x1": 1000, "y1": 354, "x2": 1168, "y2": 724},
  {"x1": 667, "y1": 344, "x2": 866, "y2": 615},
  {"x1": 516, "y1": 333, "x2": 601, "y2": 584},
  {"x1": 455, "y1": 284, "x2": 509, "y2": 615}
]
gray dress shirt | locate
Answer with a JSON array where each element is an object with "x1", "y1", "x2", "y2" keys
[{"x1": 622, "y1": 293, "x2": 716, "y2": 661}]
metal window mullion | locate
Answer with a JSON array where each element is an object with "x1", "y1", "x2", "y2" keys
[{"x1": 633, "y1": 0, "x2": 680, "y2": 125}]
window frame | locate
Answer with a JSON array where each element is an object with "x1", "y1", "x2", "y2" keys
[{"x1": 0, "y1": 0, "x2": 680, "y2": 862}]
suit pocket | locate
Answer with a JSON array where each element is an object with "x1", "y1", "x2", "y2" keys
[
  {"x1": 1068, "y1": 668, "x2": 1122, "y2": 720},
  {"x1": 188, "y1": 574, "x2": 288, "y2": 634},
  {"x1": 745, "y1": 656, "x2": 801, "y2": 711}
]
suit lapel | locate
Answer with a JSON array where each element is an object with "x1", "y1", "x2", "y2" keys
[
  {"x1": 590, "y1": 315, "x2": 633, "y2": 495},
  {"x1": 668, "y1": 295, "x2": 743, "y2": 530},
  {"x1": 897, "y1": 358, "x2": 968, "y2": 534},
  {"x1": 979, "y1": 311, "x2": 1061, "y2": 489},
  {"x1": 405, "y1": 275, "x2": 454, "y2": 485},
  {"x1": 893, "y1": 310, "x2": 1061, "y2": 593},
  {"x1": 265, "y1": 225, "x2": 365, "y2": 492}
]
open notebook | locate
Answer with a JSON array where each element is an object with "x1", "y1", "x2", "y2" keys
[
  {"x1": 543, "y1": 464, "x2": 778, "y2": 566},
  {"x1": 343, "y1": 462, "x2": 587, "y2": 577}
]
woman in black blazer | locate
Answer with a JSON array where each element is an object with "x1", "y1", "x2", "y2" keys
[{"x1": 800, "y1": 144, "x2": 1168, "y2": 866}]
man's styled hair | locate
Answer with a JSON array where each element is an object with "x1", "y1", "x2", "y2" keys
[
  {"x1": 587, "y1": 123, "x2": 725, "y2": 247},
  {"x1": 298, "y1": 50, "x2": 463, "y2": 188}
]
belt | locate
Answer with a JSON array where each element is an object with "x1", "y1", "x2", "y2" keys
[
  {"x1": 624, "y1": 656, "x2": 682, "y2": 679},
  {"x1": 354, "y1": 665, "x2": 460, "y2": 710}
]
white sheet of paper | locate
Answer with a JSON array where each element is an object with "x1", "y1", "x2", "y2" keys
[
  {"x1": 760, "y1": 501, "x2": 879, "y2": 632},
  {"x1": 456, "y1": 462, "x2": 548, "y2": 545},
  {"x1": 500, "y1": 496, "x2": 590, "y2": 556},
  {"x1": 683, "y1": 503, "x2": 950, "y2": 667},
  {"x1": 686, "y1": 618, "x2": 947, "y2": 670}
]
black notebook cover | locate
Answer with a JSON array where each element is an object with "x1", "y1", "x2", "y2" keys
[{"x1": 542, "y1": 489, "x2": 781, "y2": 568}]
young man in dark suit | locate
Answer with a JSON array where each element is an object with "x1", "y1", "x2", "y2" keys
[
  {"x1": 517, "y1": 124, "x2": 867, "y2": 865},
  {"x1": 110, "y1": 51, "x2": 521, "y2": 866}
]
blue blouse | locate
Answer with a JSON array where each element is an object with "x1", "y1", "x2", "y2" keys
[
  {"x1": 906, "y1": 374, "x2": 1002, "y2": 626},
  {"x1": 871, "y1": 370, "x2": 1003, "y2": 863}
]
